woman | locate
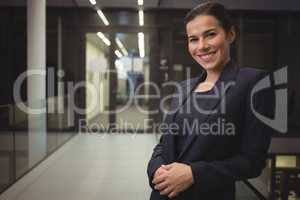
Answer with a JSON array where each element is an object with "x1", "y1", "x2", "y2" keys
[{"x1": 147, "y1": 2, "x2": 273, "y2": 200}]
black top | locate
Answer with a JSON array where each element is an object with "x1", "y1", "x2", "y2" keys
[{"x1": 174, "y1": 88, "x2": 220, "y2": 157}]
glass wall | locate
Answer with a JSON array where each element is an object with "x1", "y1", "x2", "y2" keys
[
  {"x1": 0, "y1": 6, "x2": 29, "y2": 191},
  {"x1": 46, "y1": 21, "x2": 76, "y2": 152},
  {"x1": 0, "y1": 5, "x2": 77, "y2": 193}
]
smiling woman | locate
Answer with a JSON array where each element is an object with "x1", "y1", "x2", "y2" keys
[
  {"x1": 185, "y1": 3, "x2": 236, "y2": 92},
  {"x1": 147, "y1": 2, "x2": 274, "y2": 200},
  {"x1": 186, "y1": 15, "x2": 234, "y2": 74}
]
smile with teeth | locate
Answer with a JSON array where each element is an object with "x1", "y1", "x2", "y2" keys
[{"x1": 198, "y1": 51, "x2": 216, "y2": 62}]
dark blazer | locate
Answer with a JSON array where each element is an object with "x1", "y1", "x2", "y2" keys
[{"x1": 147, "y1": 62, "x2": 274, "y2": 200}]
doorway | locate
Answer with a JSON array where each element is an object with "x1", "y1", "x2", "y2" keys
[{"x1": 85, "y1": 31, "x2": 152, "y2": 132}]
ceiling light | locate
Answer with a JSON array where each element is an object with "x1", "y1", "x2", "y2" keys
[
  {"x1": 97, "y1": 32, "x2": 111, "y2": 46},
  {"x1": 114, "y1": 50, "x2": 123, "y2": 58},
  {"x1": 97, "y1": 9, "x2": 110, "y2": 26},
  {"x1": 138, "y1": 32, "x2": 145, "y2": 58},
  {"x1": 89, "y1": 0, "x2": 97, "y2": 5},
  {"x1": 137, "y1": 0, "x2": 143, "y2": 6},
  {"x1": 115, "y1": 38, "x2": 128, "y2": 56},
  {"x1": 139, "y1": 10, "x2": 144, "y2": 26}
]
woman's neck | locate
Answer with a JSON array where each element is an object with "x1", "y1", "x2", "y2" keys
[
  {"x1": 205, "y1": 70, "x2": 221, "y2": 84},
  {"x1": 204, "y1": 57, "x2": 230, "y2": 84}
]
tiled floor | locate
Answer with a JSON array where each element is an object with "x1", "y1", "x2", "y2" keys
[
  {"x1": 3, "y1": 132, "x2": 295, "y2": 200},
  {"x1": 0, "y1": 133, "x2": 157, "y2": 200}
]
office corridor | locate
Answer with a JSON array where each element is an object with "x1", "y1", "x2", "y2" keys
[{"x1": 0, "y1": 134, "x2": 156, "y2": 200}]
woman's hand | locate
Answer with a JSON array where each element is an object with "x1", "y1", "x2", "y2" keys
[
  {"x1": 152, "y1": 162, "x2": 194, "y2": 198},
  {"x1": 154, "y1": 165, "x2": 168, "y2": 178}
]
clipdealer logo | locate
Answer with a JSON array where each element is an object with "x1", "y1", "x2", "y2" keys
[{"x1": 250, "y1": 67, "x2": 288, "y2": 133}]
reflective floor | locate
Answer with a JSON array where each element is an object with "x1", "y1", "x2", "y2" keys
[
  {"x1": 1, "y1": 133, "x2": 298, "y2": 200},
  {"x1": 0, "y1": 134, "x2": 156, "y2": 200},
  {"x1": 89, "y1": 106, "x2": 150, "y2": 130}
]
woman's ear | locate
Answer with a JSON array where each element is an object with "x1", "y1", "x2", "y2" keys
[{"x1": 227, "y1": 26, "x2": 236, "y2": 44}]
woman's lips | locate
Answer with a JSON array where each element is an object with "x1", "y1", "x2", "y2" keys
[{"x1": 197, "y1": 51, "x2": 217, "y2": 62}]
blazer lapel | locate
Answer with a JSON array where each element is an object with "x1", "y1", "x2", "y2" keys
[
  {"x1": 177, "y1": 61, "x2": 239, "y2": 160},
  {"x1": 163, "y1": 71, "x2": 206, "y2": 163}
]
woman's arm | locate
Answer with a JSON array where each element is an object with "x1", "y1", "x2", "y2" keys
[
  {"x1": 147, "y1": 135, "x2": 166, "y2": 189},
  {"x1": 147, "y1": 82, "x2": 184, "y2": 189}
]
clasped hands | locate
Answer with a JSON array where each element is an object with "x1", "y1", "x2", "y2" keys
[{"x1": 152, "y1": 162, "x2": 194, "y2": 199}]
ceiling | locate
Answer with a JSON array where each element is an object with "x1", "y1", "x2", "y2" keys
[
  {"x1": 0, "y1": 0, "x2": 162, "y2": 8},
  {"x1": 0, "y1": 0, "x2": 300, "y2": 11}
]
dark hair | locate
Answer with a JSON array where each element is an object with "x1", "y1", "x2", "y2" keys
[{"x1": 185, "y1": 1, "x2": 234, "y2": 33}]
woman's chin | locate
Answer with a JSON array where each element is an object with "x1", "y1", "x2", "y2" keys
[
  {"x1": 200, "y1": 62, "x2": 217, "y2": 70},
  {"x1": 198, "y1": 59, "x2": 225, "y2": 72}
]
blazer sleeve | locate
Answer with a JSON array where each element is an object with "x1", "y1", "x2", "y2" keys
[
  {"x1": 147, "y1": 83, "x2": 183, "y2": 189},
  {"x1": 147, "y1": 135, "x2": 166, "y2": 189},
  {"x1": 189, "y1": 71, "x2": 274, "y2": 192}
]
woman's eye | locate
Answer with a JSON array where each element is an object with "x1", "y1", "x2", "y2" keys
[
  {"x1": 207, "y1": 32, "x2": 216, "y2": 37},
  {"x1": 189, "y1": 38, "x2": 198, "y2": 42}
]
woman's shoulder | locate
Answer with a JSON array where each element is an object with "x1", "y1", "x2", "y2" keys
[
  {"x1": 237, "y1": 67, "x2": 269, "y2": 85},
  {"x1": 238, "y1": 67, "x2": 267, "y2": 77}
]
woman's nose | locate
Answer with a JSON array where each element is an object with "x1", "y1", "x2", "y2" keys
[{"x1": 197, "y1": 39, "x2": 209, "y2": 52}]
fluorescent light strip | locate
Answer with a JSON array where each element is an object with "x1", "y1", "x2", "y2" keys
[
  {"x1": 120, "y1": 48, "x2": 128, "y2": 56},
  {"x1": 97, "y1": 9, "x2": 110, "y2": 26},
  {"x1": 97, "y1": 32, "x2": 111, "y2": 46},
  {"x1": 115, "y1": 38, "x2": 128, "y2": 56},
  {"x1": 89, "y1": 0, "x2": 97, "y2": 5},
  {"x1": 138, "y1": 32, "x2": 145, "y2": 58},
  {"x1": 139, "y1": 10, "x2": 144, "y2": 26},
  {"x1": 137, "y1": 0, "x2": 143, "y2": 6},
  {"x1": 114, "y1": 50, "x2": 123, "y2": 58}
]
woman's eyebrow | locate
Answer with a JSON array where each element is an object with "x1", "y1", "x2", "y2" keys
[
  {"x1": 202, "y1": 28, "x2": 216, "y2": 35},
  {"x1": 187, "y1": 28, "x2": 216, "y2": 38},
  {"x1": 187, "y1": 35, "x2": 197, "y2": 39}
]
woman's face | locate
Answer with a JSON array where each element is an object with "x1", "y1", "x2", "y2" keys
[{"x1": 186, "y1": 15, "x2": 235, "y2": 72}]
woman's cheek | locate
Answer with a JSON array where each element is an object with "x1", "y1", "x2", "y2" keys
[
  {"x1": 211, "y1": 38, "x2": 223, "y2": 49},
  {"x1": 188, "y1": 45, "x2": 196, "y2": 55}
]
